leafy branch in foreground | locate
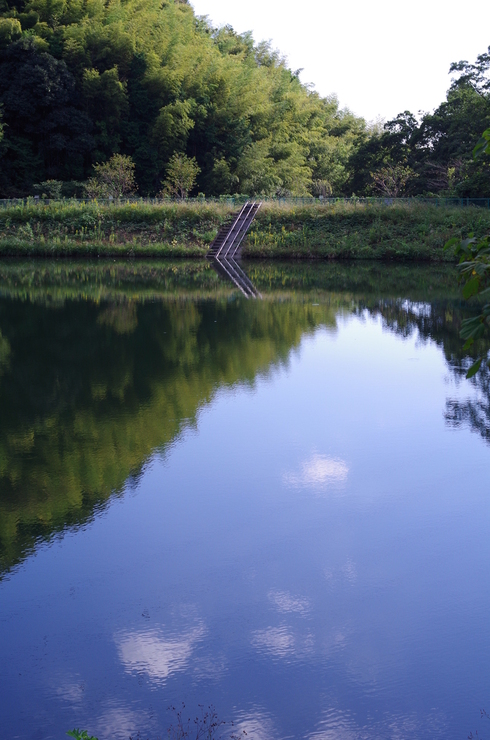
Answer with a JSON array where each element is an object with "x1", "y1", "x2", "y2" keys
[
  {"x1": 67, "y1": 730, "x2": 98, "y2": 740},
  {"x1": 473, "y1": 128, "x2": 490, "y2": 158},
  {"x1": 445, "y1": 233, "x2": 490, "y2": 378},
  {"x1": 445, "y1": 122, "x2": 490, "y2": 379}
]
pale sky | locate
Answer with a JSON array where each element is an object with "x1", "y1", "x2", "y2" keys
[{"x1": 190, "y1": 0, "x2": 490, "y2": 123}]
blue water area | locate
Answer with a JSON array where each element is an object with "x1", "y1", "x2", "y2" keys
[{"x1": 0, "y1": 261, "x2": 489, "y2": 740}]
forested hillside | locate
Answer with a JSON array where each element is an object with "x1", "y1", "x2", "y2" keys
[
  {"x1": 0, "y1": 0, "x2": 366, "y2": 196},
  {"x1": 0, "y1": 0, "x2": 488, "y2": 198}
]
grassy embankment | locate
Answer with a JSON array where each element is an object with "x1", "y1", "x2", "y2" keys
[{"x1": 0, "y1": 200, "x2": 489, "y2": 259}]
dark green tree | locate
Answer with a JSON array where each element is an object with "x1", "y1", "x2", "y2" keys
[{"x1": 0, "y1": 37, "x2": 92, "y2": 194}]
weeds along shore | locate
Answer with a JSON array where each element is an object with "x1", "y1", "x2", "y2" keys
[{"x1": 0, "y1": 199, "x2": 488, "y2": 260}]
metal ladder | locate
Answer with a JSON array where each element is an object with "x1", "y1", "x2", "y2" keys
[{"x1": 207, "y1": 201, "x2": 262, "y2": 258}]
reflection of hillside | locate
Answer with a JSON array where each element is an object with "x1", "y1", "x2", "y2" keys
[
  {"x1": 0, "y1": 259, "x2": 483, "y2": 578},
  {"x1": 0, "y1": 295, "x2": 335, "y2": 577},
  {"x1": 0, "y1": 260, "x2": 459, "y2": 305}
]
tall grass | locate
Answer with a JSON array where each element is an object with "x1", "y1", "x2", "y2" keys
[{"x1": 0, "y1": 199, "x2": 487, "y2": 259}]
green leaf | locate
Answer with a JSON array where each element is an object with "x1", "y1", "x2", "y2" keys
[
  {"x1": 462, "y1": 276, "x2": 480, "y2": 299},
  {"x1": 473, "y1": 138, "x2": 488, "y2": 158},
  {"x1": 462, "y1": 338, "x2": 474, "y2": 351},
  {"x1": 460, "y1": 316, "x2": 484, "y2": 340},
  {"x1": 466, "y1": 358, "x2": 482, "y2": 379},
  {"x1": 444, "y1": 236, "x2": 460, "y2": 251},
  {"x1": 473, "y1": 129, "x2": 490, "y2": 158}
]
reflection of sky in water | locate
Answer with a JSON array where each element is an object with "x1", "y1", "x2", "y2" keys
[
  {"x1": 308, "y1": 707, "x2": 448, "y2": 740},
  {"x1": 251, "y1": 625, "x2": 315, "y2": 661},
  {"x1": 400, "y1": 300, "x2": 433, "y2": 318},
  {"x1": 1, "y1": 312, "x2": 490, "y2": 740},
  {"x1": 268, "y1": 589, "x2": 311, "y2": 616},
  {"x1": 232, "y1": 710, "x2": 278, "y2": 740},
  {"x1": 93, "y1": 704, "x2": 152, "y2": 740},
  {"x1": 284, "y1": 453, "x2": 349, "y2": 490},
  {"x1": 116, "y1": 624, "x2": 206, "y2": 684}
]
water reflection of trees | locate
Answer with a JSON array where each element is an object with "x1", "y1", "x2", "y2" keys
[
  {"x1": 0, "y1": 293, "x2": 335, "y2": 577},
  {"x1": 445, "y1": 368, "x2": 490, "y2": 442},
  {"x1": 358, "y1": 297, "x2": 490, "y2": 444},
  {"x1": 0, "y1": 259, "x2": 486, "y2": 577}
]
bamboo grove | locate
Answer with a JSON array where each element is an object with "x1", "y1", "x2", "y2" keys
[{"x1": 0, "y1": 0, "x2": 489, "y2": 197}]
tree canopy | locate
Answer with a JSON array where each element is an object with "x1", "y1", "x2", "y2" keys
[
  {"x1": 0, "y1": 0, "x2": 366, "y2": 196},
  {"x1": 0, "y1": 0, "x2": 488, "y2": 198},
  {"x1": 349, "y1": 50, "x2": 490, "y2": 197}
]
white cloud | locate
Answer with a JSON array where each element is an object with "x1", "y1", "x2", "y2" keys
[
  {"x1": 268, "y1": 589, "x2": 310, "y2": 617},
  {"x1": 251, "y1": 625, "x2": 314, "y2": 660},
  {"x1": 251, "y1": 626, "x2": 296, "y2": 658},
  {"x1": 231, "y1": 710, "x2": 278, "y2": 740},
  {"x1": 116, "y1": 624, "x2": 205, "y2": 684},
  {"x1": 284, "y1": 454, "x2": 349, "y2": 490},
  {"x1": 308, "y1": 708, "x2": 448, "y2": 740},
  {"x1": 94, "y1": 704, "x2": 152, "y2": 740}
]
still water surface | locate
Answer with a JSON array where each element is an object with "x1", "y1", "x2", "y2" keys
[{"x1": 0, "y1": 260, "x2": 489, "y2": 740}]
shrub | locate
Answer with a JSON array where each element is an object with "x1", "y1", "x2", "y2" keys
[
  {"x1": 160, "y1": 154, "x2": 200, "y2": 199},
  {"x1": 85, "y1": 155, "x2": 137, "y2": 199}
]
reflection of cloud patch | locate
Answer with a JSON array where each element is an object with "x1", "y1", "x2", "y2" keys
[
  {"x1": 94, "y1": 703, "x2": 151, "y2": 740},
  {"x1": 251, "y1": 625, "x2": 314, "y2": 660},
  {"x1": 116, "y1": 625, "x2": 205, "y2": 684},
  {"x1": 284, "y1": 454, "x2": 348, "y2": 490},
  {"x1": 251, "y1": 626, "x2": 295, "y2": 658},
  {"x1": 55, "y1": 678, "x2": 85, "y2": 705},
  {"x1": 309, "y1": 707, "x2": 447, "y2": 740},
  {"x1": 232, "y1": 710, "x2": 278, "y2": 740},
  {"x1": 268, "y1": 589, "x2": 310, "y2": 616}
]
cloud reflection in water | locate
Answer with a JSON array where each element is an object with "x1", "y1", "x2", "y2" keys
[
  {"x1": 308, "y1": 707, "x2": 447, "y2": 740},
  {"x1": 251, "y1": 625, "x2": 314, "y2": 660},
  {"x1": 284, "y1": 454, "x2": 349, "y2": 491},
  {"x1": 268, "y1": 589, "x2": 310, "y2": 616},
  {"x1": 116, "y1": 624, "x2": 205, "y2": 684},
  {"x1": 94, "y1": 703, "x2": 153, "y2": 740},
  {"x1": 232, "y1": 709, "x2": 278, "y2": 740}
]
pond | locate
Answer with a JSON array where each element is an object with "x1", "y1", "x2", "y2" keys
[{"x1": 0, "y1": 260, "x2": 489, "y2": 740}]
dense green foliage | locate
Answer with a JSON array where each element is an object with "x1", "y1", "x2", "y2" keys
[
  {"x1": 0, "y1": 199, "x2": 489, "y2": 259},
  {"x1": 439, "y1": 102, "x2": 490, "y2": 378},
  {"x1": 0, "y1": 0, "x2": 365, "y2": 197},
  {"x1": 444, "y1": 232, "x2": 490, "y2": 377},
  {"x1": 350, "y1": 49, "x2": 490, "y2": 197},
  {"x1": 0, "y1": 0, "x2": 488, "y2": 196}
]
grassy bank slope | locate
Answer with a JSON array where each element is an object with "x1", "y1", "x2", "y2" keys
[{"x1": 0, "y1": 200, "x2": 488, "y2": 259}]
